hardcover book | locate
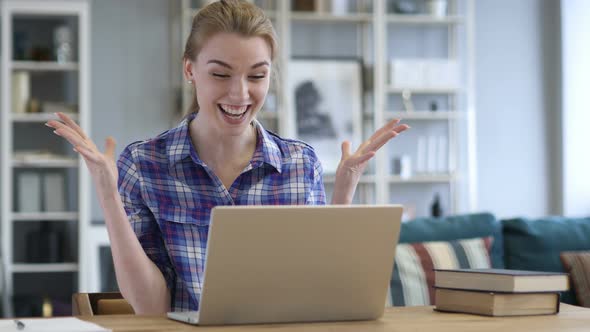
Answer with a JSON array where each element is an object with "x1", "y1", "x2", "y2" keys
[
  {"x1": 434, "y1": 268, "x2": 569, "y2": 293},
  {"x1": 435, "y1": 287, "x2": 560, "y2": 317}
]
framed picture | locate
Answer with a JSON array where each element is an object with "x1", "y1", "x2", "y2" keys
[{"x1": 288, "y1": 57, "x2": 363, "y2": 174}]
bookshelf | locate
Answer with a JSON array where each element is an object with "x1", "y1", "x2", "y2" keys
[
  {"x1": 179, "y1": 0, "x2": 476, "y2": 218},
  {"x1": 0, "y1": 0, "x2": 90, "y2": 317}
]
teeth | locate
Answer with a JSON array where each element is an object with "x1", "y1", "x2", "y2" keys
[{"x1": 219, "y1": 104, "x2": 248, "y2": 115}]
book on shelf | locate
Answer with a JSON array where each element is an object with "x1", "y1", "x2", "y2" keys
[
  {"x1": 434, "y1": 268, "x2": 569, "y2": 293},
  {"x1": 434, "y1": 287, "x2": 560, "y2": 317}
]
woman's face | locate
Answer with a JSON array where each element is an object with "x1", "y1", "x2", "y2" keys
[{"x1": 186, "y1": 32, "x2": 271, "y2": 136}]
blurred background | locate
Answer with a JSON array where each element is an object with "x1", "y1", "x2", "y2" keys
[{"x1": 0, "y1": 0, "x2": 588, "y2": 318}]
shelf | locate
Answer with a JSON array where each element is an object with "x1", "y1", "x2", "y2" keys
[
  {"x1": 11, "y1": 61, "x2": 79, "y2": 71},
  {"x1": 11, "y1": 263, "x2": 79, "y2": 273},
  {"x1": 384, "y1": 111, "x2": 461, "y2": 120},
  {"x1": 12, "y1": 158, "x2": 78, "y2": 168},
  {"x1": 323, "y1": 174, "x2": 376, "y2": 184},
  {"x1": 387, "y1": 174, "x2": 454, "y2": 183},
  {"x1": 11, "y1": 112, "x2": 78, "y2": 123},
  {"x1": 188, "y1": 9, "x2": 276, "y2": 19},
  {"x1": 12, "y1": 212, "x2": 79, "y2": 221},
  {"x1": 290, "y1": 12, "x2": 372, "y2": 23},
  {"x1": 387, "y1": 14, "x2": 464, "y2": 25},
  {"x1": 387, "y1": 87, "x2": 460, "y2": 94}
]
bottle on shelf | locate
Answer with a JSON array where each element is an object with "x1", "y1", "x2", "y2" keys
[{"x1": 430, "y1": 192, "x2": 443, "y2": 217}]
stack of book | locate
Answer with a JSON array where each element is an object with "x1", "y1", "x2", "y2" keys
[{"x1": 434, "y1": 268, "x2": 569, "y2": 317}]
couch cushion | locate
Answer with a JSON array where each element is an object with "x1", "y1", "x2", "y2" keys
[
  {"x1": 560, "y1": 251, "x2": 590, "y2": 308},
  {"x1": 502, "y1": 216, "x2": 590, "y2": 305},
  {"x1": 400, "y1": 213, "x2": 504, "y2": 268},
  {"x1": 390, "y1": 236, "x2": 492, "y2": 306}
]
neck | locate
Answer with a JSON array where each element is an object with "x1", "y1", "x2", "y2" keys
[{"x1": 189, "y1": 113, "x2": 257, "y2": 169}]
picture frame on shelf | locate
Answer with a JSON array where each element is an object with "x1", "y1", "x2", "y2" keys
[{"x1": 288, "y1": 57, "x2": 363, "y2": 175}]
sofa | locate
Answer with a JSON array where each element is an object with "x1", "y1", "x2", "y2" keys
[{"x1": 389, "y1": 213, "x2": 590, "y2": 307}]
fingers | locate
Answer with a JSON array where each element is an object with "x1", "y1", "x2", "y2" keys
[
  {"x1": 73, "y1": 144, "x2": 101, "y2": 164},
  {"x1": 340, "y1": 141, "x2": 351, "y2": 161},
  {"x1": 56, "y1": 112, "x2": 88, "y2": 139},
  {"x1": 51, "y1": 124, "x2": 88, "y2": 148},
  {"x1": 364, "y1": 123, "x2": 411, "y2": 153},
  {"x1": 353, "y1": 151, "x2": 375, "y2": 165},
  {"x1": 368, "y1": 118, "x2": 400, "y2": 142},
  {"x1": 104, "y1": 137, "x2": 116, "y2": 160}
]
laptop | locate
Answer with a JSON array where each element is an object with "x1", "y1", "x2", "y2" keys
[{"x1": 167, "y1": 204, "x2": 403, "y2": 326}]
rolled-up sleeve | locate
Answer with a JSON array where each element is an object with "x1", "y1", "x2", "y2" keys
[{"x1": 117, "y1": 146, "x2": 176, "y2": 300}]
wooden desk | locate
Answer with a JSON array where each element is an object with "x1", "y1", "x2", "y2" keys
[{"x1": 80, "y1": 304, "x2": 590, "y2": 331}]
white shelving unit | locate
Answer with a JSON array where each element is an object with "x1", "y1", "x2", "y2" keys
[
  {"x1": 1, "y1": 0, "x2": 90, "y2": 317},
  {"x1": 179, "y1": 0, "x2": 475, "y2": 217}
]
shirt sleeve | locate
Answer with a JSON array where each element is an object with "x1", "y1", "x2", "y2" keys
[
  {"x1": 117, "y1": 145, "x2": 177, "y2": 299},
  {"x1": 306, "y1": 153, "x2": 327, "y2": 205}
]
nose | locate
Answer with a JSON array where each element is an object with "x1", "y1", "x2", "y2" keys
[{"x1": 228, "y1": 76, "x2": 249, "y2": 101}]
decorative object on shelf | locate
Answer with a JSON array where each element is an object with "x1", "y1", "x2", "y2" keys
[
  {"x1": 430, "y1": 192, "x2": 443, "y2": 217},
  {"x1": 402, "y1": 89, "x2": 414, "y2": 112},
  {"x1": 392, "y1": 0, "x2": 419, "y2": 14},
  {"x1": 53, "y1": 25, "x2": 73, "y2": 63},
  {"x1": 44, "y1": 173, "x2": 66, "y2": 212},
  {"x1": 390, "y1": 59, "x2": 459, "y2": 89},
  {"x1": 26, "y1": 223, "x2": 63, "y2": 263},
  {"x1": 13, "y1": 31, "x2": 31, "y2": 60},
  {"x1": 292, "y1": 0, "x2": 316, "y2": 11},
  {"x1": 27, "y1": 98, "x2": 41, "y2": 113},
  {"x1": 437, "y1": 136, "x2": 448, "y2": 173},
  {"x1": 330, "y1": 0, "x2": 350, "y2": 15},
  {"x1": 392, "y1": 155, "x2": 412, "y2": 179},
  {"x1": 11, "y1": 72, "x2": 30, "y2": 114},
  {"x1": 416, "y1": 135, "x2": 427, "y2": 173},
  {"x1": 17, "y1": 172, "x2": 42, "y2": 213},
  {"x1": 42, "y1": 296, "x2": 53, "y2": 317},
  {"x1": 289, "y1": 58, "x2": 363, "y2": 174},
  {"x1": 427, "y1": 0, "x2": 447, "y2": 17},
  {"x1": 429, "y1": 101, "x2": 439, "y2": 111},
  {"x1": 416, "y1": 135, "x2": 448, "y2": 174}
]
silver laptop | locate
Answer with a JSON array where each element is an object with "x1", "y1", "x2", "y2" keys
[{"x1": 167, "y1": 204, "x2": 403, "y2": 326}]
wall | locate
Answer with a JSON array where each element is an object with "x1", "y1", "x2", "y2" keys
[
  {"x1": 90, "y1": 0, "x2": 177, "y2": 221},
  {"x1": 475, "y1": 0, "x2": 560, "y2": 219},
  {"x1": 561, "y1": 0, "x2": 590, "y2": 216}
]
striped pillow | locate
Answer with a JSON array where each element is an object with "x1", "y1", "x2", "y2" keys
[
  {"x1": 389, "y1": 236, "x2": 493, "y2": 306},
  {"x1": 560, "y1": 251, "x2": 590, "y2": 307}
]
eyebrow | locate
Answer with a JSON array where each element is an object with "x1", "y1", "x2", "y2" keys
[{"x1": 207, "y1": 59, "x2": 270, "y2": 69}]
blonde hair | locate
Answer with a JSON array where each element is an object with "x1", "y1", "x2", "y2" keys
[{"x1": 183, "y1": 0, "x2": 278, "y2": 114}]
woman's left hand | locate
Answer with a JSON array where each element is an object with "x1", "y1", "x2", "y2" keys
[{"x1": 331, "y1": 118, "x2": 409, "y2": 204}]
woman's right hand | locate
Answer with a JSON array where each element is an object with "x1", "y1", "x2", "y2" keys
[{"x1": 46, "y1": 112, "x2": 118, "y2": 193}]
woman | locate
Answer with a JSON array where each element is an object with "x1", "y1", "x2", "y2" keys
[{"x1": 46, "y1": 0, "x2": 409, "y2": 314}]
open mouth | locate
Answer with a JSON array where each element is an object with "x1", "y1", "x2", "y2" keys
[{"x1": 217, "y1": 104, "x2": 251, "y2": 119}]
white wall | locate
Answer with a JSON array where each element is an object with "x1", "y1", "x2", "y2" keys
[
  {"x1": 90, "y1": 0, "x2": 177, "y2": 221},
  {"x1": 561, "y1": 0, "x2": 590, "y2": 216},
  {"x1": 475, "y1": 0, "x2": 560, "y2": 219}
]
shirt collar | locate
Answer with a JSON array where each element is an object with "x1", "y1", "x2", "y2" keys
[{"x1": 166, "y1": 114, "x2": 282, "y2": 173}]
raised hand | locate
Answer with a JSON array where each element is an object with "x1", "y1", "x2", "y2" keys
[
  {"x1": 331, "y1": 118, "x2": 410, "y2": 204},
  {"x1": 45, "y1": 112, "x2": 118, "y2": 194}
]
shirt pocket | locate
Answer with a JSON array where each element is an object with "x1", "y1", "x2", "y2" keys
[{"x1": 154, "y1": 206, "x2": 210, "y2": 271}]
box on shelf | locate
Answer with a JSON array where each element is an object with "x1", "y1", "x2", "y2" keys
[{"x1": 390, "y1": 59, "x2": 459, "y2": 89}]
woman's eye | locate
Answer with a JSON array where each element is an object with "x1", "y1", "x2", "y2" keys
[
  {"x1": 212, "y1": 73, "x2": 229, "y2": 78},
  {"x1": 249, "y1": 75, "x2": 266, "y2": 80}
]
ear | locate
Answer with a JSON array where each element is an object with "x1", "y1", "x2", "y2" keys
[{"x1": 183, "y1": 58, "x2": 195, "y2": 82}]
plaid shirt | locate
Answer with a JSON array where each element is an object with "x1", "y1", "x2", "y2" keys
[{"x1": 117, "y1": 114, "x2": 326, "y2": 311}]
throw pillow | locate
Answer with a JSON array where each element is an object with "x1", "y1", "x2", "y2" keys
[
  {"x1": 560, "y1": 251, "x2": 590, "y2": 307},
  {"x1": 502, "y1": 216, "x2": 590, "y2": 304},
  {"x1": 390, "y1": 236, "x2": 492, "y2": 306}
]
